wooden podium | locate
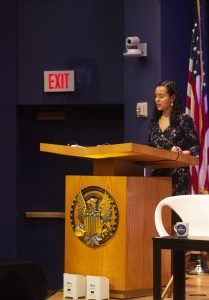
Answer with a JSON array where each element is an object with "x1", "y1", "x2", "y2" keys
[{"x1": 40, "y1": 143, "x2": 198, "y2": 298}]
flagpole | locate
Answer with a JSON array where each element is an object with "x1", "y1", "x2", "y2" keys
[
  {"x1": 197, "y1": 0, "x2": 204, "y2": 186},
  {"x1": 197, "y1": 0, "x2": 209, "y2": 194},
  {"x1": 197, "y1": 0, "x2": 204, "y2": 101}
]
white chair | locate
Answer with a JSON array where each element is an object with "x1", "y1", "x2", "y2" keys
[
  {"x1": 154, "y1": 194, "x2": 209, "y2": 299},
  {"x1": 155, "y1": 194, "x2": 209, "y2": 237}
]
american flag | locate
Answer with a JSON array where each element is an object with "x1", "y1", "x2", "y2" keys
[{"x1": 186, "y1": 0, "x2": 209, "y2": 194}]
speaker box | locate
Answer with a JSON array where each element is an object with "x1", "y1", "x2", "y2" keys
[{"x1": 0, "y1": 261, "x2": 47, "y2": 300}]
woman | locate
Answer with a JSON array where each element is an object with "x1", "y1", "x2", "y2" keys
[{"x1": 148, "y1": 80, "x2": 200, "y2": 196}]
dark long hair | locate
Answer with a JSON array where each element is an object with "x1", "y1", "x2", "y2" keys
[{"x1": 151, "y1": 80, "x2": 182, "y2": 125}]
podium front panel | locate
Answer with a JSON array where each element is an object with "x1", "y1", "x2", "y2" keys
[{"x1": 65, "y1": 176, "x2": 172, "y2": 297}]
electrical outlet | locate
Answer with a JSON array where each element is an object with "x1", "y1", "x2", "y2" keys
[{"x1": 136, "y1": 102, "x2": 148, "y2": 117}]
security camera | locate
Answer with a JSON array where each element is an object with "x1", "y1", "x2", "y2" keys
[
  {"x1": 123, "y1": 36, "x2": 147, "y2": 57},
  {"x1": 123, "y1": 36, "x2": 142, "y2": 57},
  {"x1": 125, "y1": 36, "x2": 140, "y2": 49}
]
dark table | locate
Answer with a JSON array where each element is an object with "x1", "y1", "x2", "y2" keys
[{"x1": 153, "y1": 235, "x2": 209, "y2": 300}]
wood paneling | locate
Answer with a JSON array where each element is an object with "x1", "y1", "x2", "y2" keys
[
  {"x1": 125, "y1": 177, "x2": 171, "y2": 290},
  {"x1": 65, "y1": 176, "x2": 127, "y2": 290},
  {"x1": 24, "y1": 212, "x2": 65, "y2": 218},
  {"x1": 93, "y1": 159, "x2": 144, "y2": 176},
  {"x1": 65, "y1": 176, "x2": 172, "y2": 297},
  {"x1": 40, "y1": 142, "x2": 198, "y2": 170}
]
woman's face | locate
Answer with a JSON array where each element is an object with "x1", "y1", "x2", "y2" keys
[{"x1": 155, "y1": 86, "x2": 175, "y2": 112}]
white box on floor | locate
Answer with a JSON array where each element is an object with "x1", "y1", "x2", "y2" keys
[
  {"x1": 63, "y1": 273, "x2": 86, "y2": 299},
  {"x1": 86, "y1": 275, "x2": 109, "y2": 300}
]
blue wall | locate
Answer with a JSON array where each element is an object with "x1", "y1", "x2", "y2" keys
[
  {"x1": 0, "y1": 1, "x2": 17, "y2": 258},
  {"x1": 123, "y1": 0, "x2": 162, "y2": 144},
  {"x1": 17, "y1": 0, "x2": 124, "y2": 105},
  {"x1": 123, "y1": 0, "x2": 193, "y2": 144},
  {"x1": 161, "y1": 0, "x2": 194, "y2": 106},
  {"x1": 0, "y1": 0, "x2": 196, "y2": 290}
]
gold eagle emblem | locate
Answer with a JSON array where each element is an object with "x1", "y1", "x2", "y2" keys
[{"x1": 70, "y1": 186, "x2": 119, "y2": 247}]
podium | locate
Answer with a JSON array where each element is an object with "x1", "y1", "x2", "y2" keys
[{"x1": 40, "y1": 143, "x2": 198, "y2": 298}]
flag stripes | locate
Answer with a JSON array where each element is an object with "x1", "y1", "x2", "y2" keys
[{"x1": 186, "y1": 0, "x2": 209, "y2": 194}]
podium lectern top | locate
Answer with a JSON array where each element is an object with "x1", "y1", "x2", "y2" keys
[{"x1": 40, "y1": 142, "x2": 198, "y2": 171}]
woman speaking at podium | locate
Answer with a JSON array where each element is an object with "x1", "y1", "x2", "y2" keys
[{"x1": 148, "y1": 80, "x2": 200, "y2": 197}]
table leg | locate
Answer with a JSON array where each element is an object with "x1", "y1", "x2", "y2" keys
[
  {"x1": 173, "y1": 249, "x2": 185, "y2": 300},
  {"x1": 153, "y1": 239, "x2": 162, "y2": 300}
]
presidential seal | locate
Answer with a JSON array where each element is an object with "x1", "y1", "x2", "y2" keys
[{"x1": 70, "y1": 186, "x2": 119, "y2": 247}]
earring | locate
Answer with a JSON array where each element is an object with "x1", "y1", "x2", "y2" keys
[{"x1": 171, "y1": 102, "x2": 173, "y2": 107}]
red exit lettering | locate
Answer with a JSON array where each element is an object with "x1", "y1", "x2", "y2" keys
[
  {"x1": 44, "y1": 70, "x2": 75, "y2": 92},
  {"x1": 48, "y1": 72, "x2": 70, "y2": 90}
]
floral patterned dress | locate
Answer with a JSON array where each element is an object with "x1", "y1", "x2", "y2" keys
[{"x1": 148, "y1": 113, "x2": 200, "y2": 196}]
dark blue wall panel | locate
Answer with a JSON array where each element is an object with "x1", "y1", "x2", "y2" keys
[
  {"x1": 123, "y1": 0, "x2": 162, "y2": 144},
  {"x1": 124, "y1": 0, "x2": 194, "y2": 144},
  {"x1": 0, "y1": 1, "x2": 17, "y2": 258},
  {"x1": 17, "y1": 0, "x2": 124, "y2": 105},
  {"x1": 161, "y1": 0, "x2": 194, "y2": 107}
]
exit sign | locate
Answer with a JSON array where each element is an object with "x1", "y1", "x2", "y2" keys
[{"x1": 44, "y1": 70, "x2": 75, "y2": 92}]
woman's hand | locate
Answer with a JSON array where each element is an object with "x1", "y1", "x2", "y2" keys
[
  {"x1": 182, "y1": 150, "x2": 191, "y2": 155},
  {"x1": 171, "y1": 146, "x2": 191, "y2": 155},
  {"x1": 171, "y1": 146, "x2": 182, "y2": 153}
]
